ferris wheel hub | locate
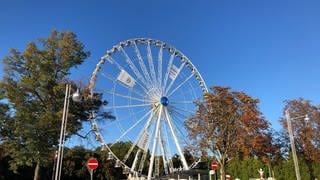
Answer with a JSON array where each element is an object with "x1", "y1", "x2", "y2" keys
[{"x1": 160, "y1": 96, "x2": 169, "y2": 106}]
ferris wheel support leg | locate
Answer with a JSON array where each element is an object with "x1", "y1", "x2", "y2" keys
[
  {"x1": 164, "y1": 108, "x2": 189, "y2": 170},
  {"x1": 131, "y1": 149, "x2": 141, "y2": 172},
  {"x1": 159, "y1": 134, "x2": 169, "y2": 174},
  {"x1": 147, "y1": 107, "x2": 163, "y2": 180}
]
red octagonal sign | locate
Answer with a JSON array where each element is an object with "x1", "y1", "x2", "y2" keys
[
  {"x1": 211, "y1": 161, "x2": 218, "y2": 170},
  {"x1": 87, "y1": 158, "x2": 98, "y2": 170}
]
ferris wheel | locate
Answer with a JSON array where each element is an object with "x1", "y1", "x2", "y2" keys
[{"x1": 88, "y1": 38, "x2": 208, "y2": 179}]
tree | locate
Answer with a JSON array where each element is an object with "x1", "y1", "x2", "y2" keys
[
  {"x1": 0, "y1": 90, "x2": 12, "y2": 143},
  {"x1": 279, "y1": 98, "x2": 320, "y2": 180},
  {"x1": 0, "y1": 30, "x2": 90, "y2": 180},
  {"x1": 62, "y1": 146, "x2": 93, "y2": 180},
  {"x1": 267, "y1": 130, "x2": 289, "y2": 178},
  {"x1": 227, "y1": 156, "x2": 267, "y2": 179},
  {"x1": 185, "y1": 86, "x2": 273, "y2": 180}
]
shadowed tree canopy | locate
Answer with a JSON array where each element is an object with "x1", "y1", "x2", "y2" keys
[
  {"x1": 185, "y1": 86, "x2": 273, "y2": 180},
  {"x1": 280, "y1": 98, "x2": 320, "y2": 180},
  {"x1": 0, "y1": 30, "x2": 92, "y2": 180},
  {"x1": 0, "y1": 90, "x2": 12, "y2": 144}
]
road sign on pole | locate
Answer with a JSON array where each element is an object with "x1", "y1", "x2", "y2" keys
[
  {"x1": 87, "y1": 158, "x2": 98, "y2": 180},
  {"x1": 87, "y1": 158, "x2": 99, "y2": 170},
  {"x1": 211, "y1": 161, "x2": 218, "y2": 170}
]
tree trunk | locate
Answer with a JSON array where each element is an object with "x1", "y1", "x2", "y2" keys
[
  {"x1": 306, "y1": 159, "x2": 315, "y2": 180},
  {"x1": 220, "y1": 164, "x2": 226, "y2": 180},
  {"x1": 33, "y1": 161, "x2": 40, "y2": 180}
]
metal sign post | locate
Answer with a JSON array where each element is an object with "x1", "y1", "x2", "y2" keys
[
  {"x1": 90, "y1": 169, "x2": 93, "y2": 180},
  {"x1": 87, "y1": 158, "x2": 98, "y2": 180}
]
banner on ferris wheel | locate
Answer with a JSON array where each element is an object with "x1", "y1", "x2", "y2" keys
[
  {"x1": 117, "y1": 69, "x2": 136, "y2": 88},
  {"x1": 169, "y1": 65, "x2": 179, "y2": 80}
]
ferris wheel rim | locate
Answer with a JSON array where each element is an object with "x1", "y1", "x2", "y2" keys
[{"x1": 89, "y1": 38, "x2": 208, "y2": 95}]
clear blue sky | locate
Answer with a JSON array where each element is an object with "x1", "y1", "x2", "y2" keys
[{"x1": 1, "y1": 0, "x2": 320, "y2": 130}]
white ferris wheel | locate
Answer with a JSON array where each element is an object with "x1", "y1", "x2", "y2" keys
[{"x1": 88, "y1": 38, "x2": 208, "y2": 179}]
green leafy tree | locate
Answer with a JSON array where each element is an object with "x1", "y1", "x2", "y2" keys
[
  {"x1": 186, "y1": 86, "x2": 273, "y2": 180},
  {"x1": 266, "y1": 130, "x2": 289, "y2": 178},
  {"x1": 272, "y1": 153, "x2": 302, "y2": 180},
  {"x1": 96, "y1": 141, "x2": 140, "y2": 180},
  {"x1": 62, "y1": 146, "x2": 93, "y2": 180},
  {"x1": 0, "y1": 30, "x2": 90, "y2": 180},
  {"x1": 227, "y1": 157, "x2": 267, "y2": 179},
  {"x1": 169, "y1": 150, "x2": 195, "y2": 169}
]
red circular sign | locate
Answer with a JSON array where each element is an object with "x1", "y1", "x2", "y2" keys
[
  {"x1": 87, "y1": 158, "x2": 99, "y2": 170},
  {"x1": 211, "y1": 161, "x2": 218, "y2": 170}
]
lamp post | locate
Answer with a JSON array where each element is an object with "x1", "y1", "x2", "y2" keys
[
  {"x1": 54, "y1": 84, "x2": 82, "y2": 180},
  {"x1": 285, "y1": 110, "x2": 309, "y2": 180}
]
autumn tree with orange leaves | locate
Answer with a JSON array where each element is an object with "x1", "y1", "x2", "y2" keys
[
  {"x1": 280, "y1": 98, "x2": 320, "y2": 180},
  {"x1": 185, "y1": 86, "x2": 274, "y2": 180}
]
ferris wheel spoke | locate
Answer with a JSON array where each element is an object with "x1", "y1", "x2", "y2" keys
[
  {"x1": 169, "y1": 108, "x2": 198, "y2": 146},
  {"x1": 174, "y1": 116, "x2": 191, "y2": 146},
  {"x1": 119, "y1": 46, "x2": 150, "y2": 90},
  {"x1": 167, "y1": 73, "x2": 194, "y2": 98},
  {"x1": 170, "y1": 108, "x2": 189, "y2": 120},
  {"x1": 114, "y1": 108, "x2": 153, "y2": 143},
  {"x1": 104, "y1": 56, "x2": 147, "y2": 92},
  {"x1": 147, "y1": 42, "x2": 157, "y2": 85},
  {"x1": 163, "y1": 107, "x2": 189, "y2": 170},
  {"x1": 164, "y1": 109, "x2": 187, "y2": 133},
  {"x1": 103, "y1": 108, "x2": 147, "y2": 129},
  {"x1": 104, "y1": 103, "x2": 152, "y2": 110},
  {"x1": 165, "y1": 63, "x2": 185, "y2": 95},
  {"x1": 99, "y1": 71, "x2": 114, "y2": 81},
  {"x1": 162, "y1": 51, "x2": 175, "y2": 93},
  {"x1": 133, "y1": 42, "x2": 153, "y2": 87},
  {"x1": 157, "y1": 44, "x2": 163, "y2": 87},
  {"x1": 170, "y1": 112, "x2": 191, "y2": 145},
  {"x1": 100, "y1": 71, "x2": 147, "y2": 96},
  {"x1": 169, "y1": 85, "x2": 199, "y2": 102},
  {"x1": 170, "y1": 106, "x2": 195, "y2": 115},
  {"x1": 103, "y1": 55, "x2": 123, "y2": 71},
  {"x1": 122, "y1": 106, "x2": 159, "y2": 162},
  {"x1": 103, "y1": 90, "x2": 152, "y2": 103},
  {"x1": 170, "y1": 100, "x2": 197, "y2": 104}
]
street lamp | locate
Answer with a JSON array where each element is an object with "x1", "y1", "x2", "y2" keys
[
  {"x1": 285, "y1": 110, "x2": 309, "y2": 180},
  {"x1": 54, "y1": 84, "x2": 82, "y2": 180}
]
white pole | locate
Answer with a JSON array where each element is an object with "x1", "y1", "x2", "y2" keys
[
  {"x1": 54, "y1": 84, "x2": 71, "y2": 180},
  {"x1": 147, "y1": 107, "x2": 163, "y2": 180},
  {"x1": 58, "y1": 85, "x2": 71, "y2": 178},
  {"x1": 285, "y1": 110, "x2": 301, "y2": 180},
  {"x1": 164, "y1": 108, "x2": 189, "y2": 170}
]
